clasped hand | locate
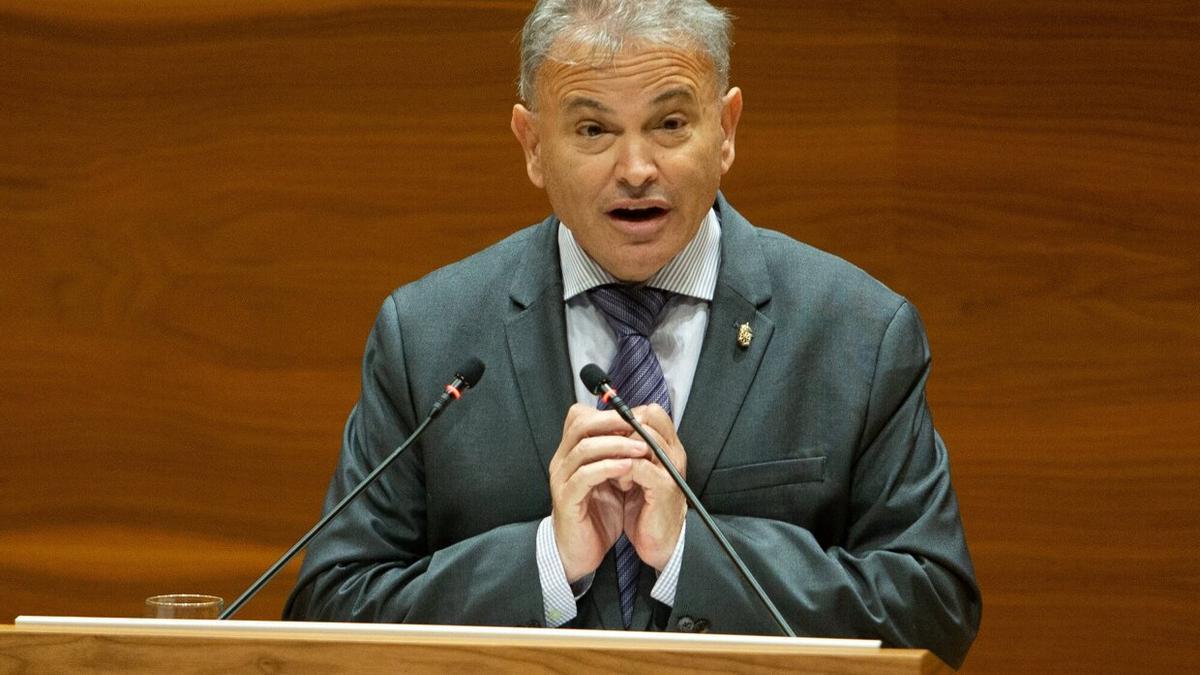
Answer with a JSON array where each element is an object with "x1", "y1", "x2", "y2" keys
[{"x1": 549, "y1": 403, "x2": 688, "y2": 583}]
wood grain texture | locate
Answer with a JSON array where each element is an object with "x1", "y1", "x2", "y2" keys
[
  {"x1": 0, "y1": 0, "x2": 543, "y2": 626},
  {"x1": 893, "y1": 3, "x2": 1200, "y2": 673},
  {"x1": 1, "y1": 1, "x2": 1197, "y2": 673},
  {"x1": 0, "y1": 625, "x2": 952, "y2": 675}
]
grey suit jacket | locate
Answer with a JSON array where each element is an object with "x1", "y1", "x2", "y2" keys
[{"x1": 284, "y1": 195, "x2": 981, "y2": 668}]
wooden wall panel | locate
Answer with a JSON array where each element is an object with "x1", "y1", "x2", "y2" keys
[
  {"x1": 895, "y1": 2, "x2": 1199, "y2": 672},
  {"x1": 1, "y1": 2, "x2": 1196, "y2": 673},
  {"x1": 0, "y1": 0, "x2": 546, "y2": 625}
]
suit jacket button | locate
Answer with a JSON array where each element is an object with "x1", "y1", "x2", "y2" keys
[
  {"x1": 694, "y1": 619, "x2": 710, "y2": 633},
  {"x1": 677, "y1": 616, "x2": 695, "y2": 632}
]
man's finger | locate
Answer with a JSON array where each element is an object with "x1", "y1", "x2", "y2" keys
[
  {"x1": 551, "y1": 435, "x2": 648, "y2": 484},
  {"x1": 556, "y1": 457, "x2": 636, "y2": 510},
  {"x1": 627, "y1": 414, "x2": 686, "y2": 475},
  {"x1": 559, "y1": 404, "x2": 633, "y2": 449}
]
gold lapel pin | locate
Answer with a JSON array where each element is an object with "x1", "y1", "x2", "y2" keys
[{"x1": 736, "y1": 322, "x2": 753, "y2": 349}]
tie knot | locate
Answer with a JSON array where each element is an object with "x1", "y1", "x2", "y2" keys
[{"x1": 588, "y1": 285, "x2": 672, "y2": 338}]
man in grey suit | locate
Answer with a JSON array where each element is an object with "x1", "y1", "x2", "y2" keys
[{"x1": 285, "y1": 0, "x2": 981, "y2": 668}]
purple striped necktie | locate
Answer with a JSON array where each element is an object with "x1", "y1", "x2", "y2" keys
[{"x1": 587, "y1": 283, "x2": 674, "y2": 629}]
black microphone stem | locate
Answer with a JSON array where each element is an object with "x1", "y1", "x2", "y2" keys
[
  {"x1": 218, "y1": 414, "x2": 434, "y2": 620},
  {"x1": 218, "y1": 358, "x2": 484, "y2": 620},
  {"x1": 606, "y1": 391, "x2": 797, "y2": 638}
]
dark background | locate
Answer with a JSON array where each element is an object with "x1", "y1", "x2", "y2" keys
[{"x1": 2, "y1": 1, "x2": 1196, "y2": 672}]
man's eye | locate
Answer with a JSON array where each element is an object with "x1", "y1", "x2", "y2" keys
[
  {"x1": 578, "y1": 123, "x2": 605, "y2": 138},
  {"x1": 662, "y1": 117, "x2": 687, "y2": 131}
]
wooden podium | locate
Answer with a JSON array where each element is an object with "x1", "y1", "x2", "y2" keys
[{"x1": 1, "y1": 617, "x2": 951, "y2": 673}]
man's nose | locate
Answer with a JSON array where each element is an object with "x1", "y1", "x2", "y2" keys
[{"x1": 614, "y1": 136, "x2": 658, "y2": 188}]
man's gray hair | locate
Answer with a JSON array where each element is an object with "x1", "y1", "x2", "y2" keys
[{"x1": 518, "y1": 0, "x2": 733, "y2": 105}]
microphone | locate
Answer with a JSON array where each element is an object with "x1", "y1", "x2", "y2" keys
[
  {"x1": 218, "y1": 357, "x2": 486, "y2": 620},
  {"x1": 430, "y1": 356, "x2": 486, "y2": 419},
  {"x1": 579, "y1": 364, "x2": 797, "y2": 638}
]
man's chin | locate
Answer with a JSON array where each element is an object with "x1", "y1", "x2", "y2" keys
[{"x1": 599, "y1": 246, "x2": 676, "y2": 283}]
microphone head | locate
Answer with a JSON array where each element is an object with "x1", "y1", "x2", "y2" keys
[
  {"x1": 579, "y1": 363, "x2": 610, "y2": 395},
  {"x1": 456, "y1": 357, "x2": 486, "y2": 388}
]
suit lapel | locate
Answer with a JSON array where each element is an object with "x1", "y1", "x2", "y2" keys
[
  {"x1": 504, "y1": 219, "x2": 575, "y2": 478},
  {"x1": 677, "y1": 196, "x2": 774, "y2": 496},
  {"x1": 505, "y1": 219, "x2": 629, "y2": 628}
]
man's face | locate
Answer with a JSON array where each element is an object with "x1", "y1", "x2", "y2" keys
[{"x1": 512, "y1": 41, "x2": 742, "y2": 282}]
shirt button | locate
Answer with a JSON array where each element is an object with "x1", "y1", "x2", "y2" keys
[{"x1": 677, "y1": 616, "x2": 695, "y2": 632}]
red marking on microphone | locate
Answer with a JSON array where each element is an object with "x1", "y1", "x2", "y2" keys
[
  {"x1": 445, "y1": 384, "x2": 462, "y2": 400},
  {"x1": 601, "y1": 388, "x2": 616, "y2": 405}
]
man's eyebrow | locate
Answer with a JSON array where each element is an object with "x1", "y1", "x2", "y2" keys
[
  {"x1": 652, "y1": 87, "x2": 699, "y2": 106},
  {"x1": 562, "y1": 97, "x2": 613, "y2": 114},
  {"x1": 561, "y1": 87, "x2": 699, "y2": 114}
]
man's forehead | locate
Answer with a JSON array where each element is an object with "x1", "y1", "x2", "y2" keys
[{"x1": 535, "y1": 41, "x2": 717, "y2": 109}]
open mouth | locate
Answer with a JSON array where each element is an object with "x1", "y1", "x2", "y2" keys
[{"x1": 608, "y1": 207, "x2": 668, "y2": 222}]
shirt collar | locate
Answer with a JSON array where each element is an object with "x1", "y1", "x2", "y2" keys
[{"x1": 558, "y1": 208, "x2": 721, "y2": 301}]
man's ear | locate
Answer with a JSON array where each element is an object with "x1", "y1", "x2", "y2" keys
[
  {"x1": 510, "y1": 104, "x2": 545, "y2": 188},
  {"x1": 718, "y1": 86, "x2": 743, "y2": 175}
]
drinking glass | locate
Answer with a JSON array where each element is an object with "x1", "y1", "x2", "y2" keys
[{"x1": 144, "y1": 594, "x2": 224, "y2": 619}]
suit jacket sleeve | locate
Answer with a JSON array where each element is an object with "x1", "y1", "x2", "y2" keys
[
  {"x1": 283, "y1": 293, "x2": 545, "y2": 626},
  {"x1": 669, "y1": 301, "x2": 981, "y2": 669}
]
